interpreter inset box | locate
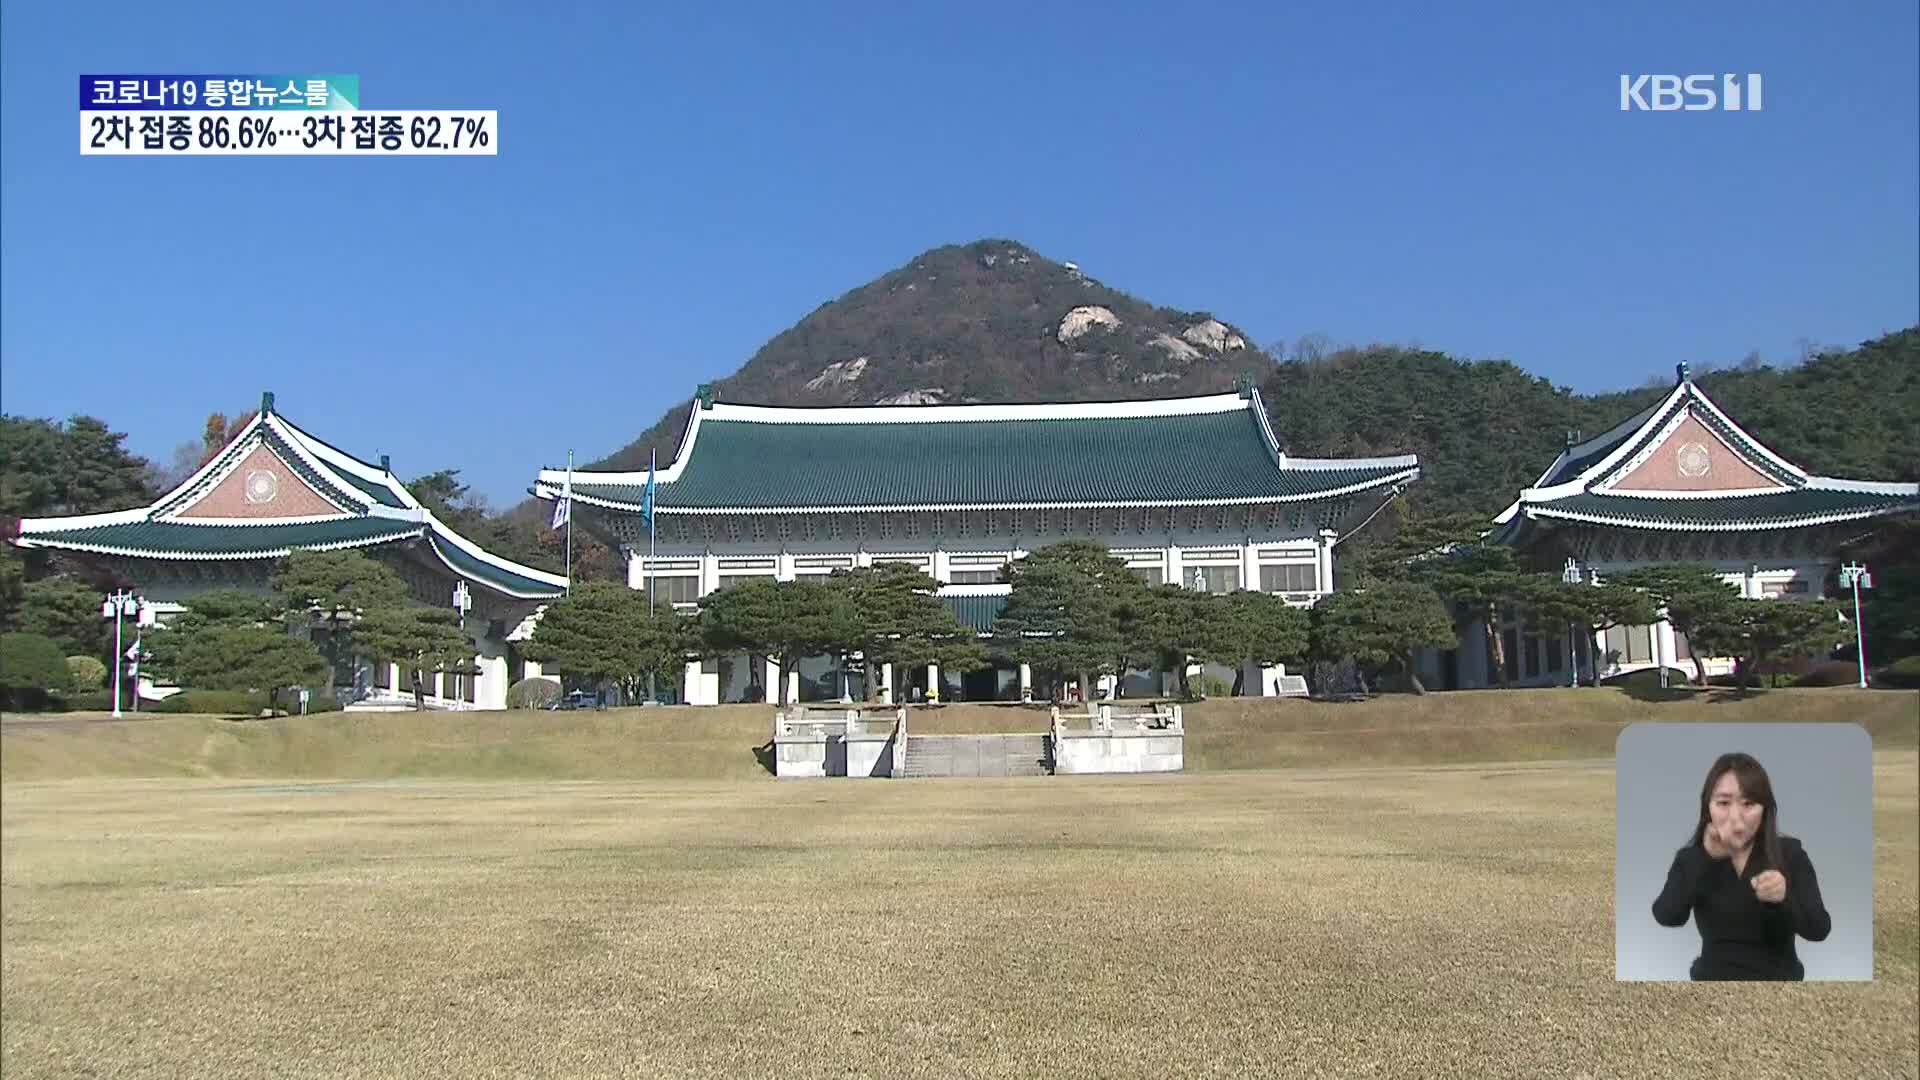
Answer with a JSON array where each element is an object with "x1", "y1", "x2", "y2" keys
[{"x1": 1614, "y1": 722, "x2": 1873, "y2": 981}]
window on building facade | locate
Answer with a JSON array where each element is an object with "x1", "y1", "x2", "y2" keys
[
  {"x1": 374, "y1": 661, "x2": 391, "y2": 689},
  {"x1": 1525, "y1": 637, "x2": 1542, "y2": 678},
  {"x1": 1547, "y1": 637, "x2": 1564, "y2": 673},
  {"x1": 1503, "y1": 628, "x2": 1520, "y2": 682},
  {"x1": 1129, "y1": 565, "x2": 1164, "y2": 586},
  {"x1": 715, "y1": 574, "x2": 775, "y2": 593},
  {"x1": 1258, "y1": 563, "x2": 1319, "y2": 593},
  {"x1": 1605, "y1": 624, "x2": 1655, "y2": 665},
  {"x1": 1188, "y1": 565, "x2": 1240, "y2": 594},
  {"x1": 948, "y1": 569, "x2": 1002, "y2": 585},
  {"x1": 464, "y1": 672, "x2": 477, "y2": 704},
  {"x1": 647, "y1": 575, "x2": 701, "y2": 604}
]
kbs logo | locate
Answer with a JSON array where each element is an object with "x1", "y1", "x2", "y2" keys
[{"x1": 1620, "y1": 74, "x2": 1763, "y2": 111}]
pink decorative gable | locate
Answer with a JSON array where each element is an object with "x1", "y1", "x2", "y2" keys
[
  {"x1": 170, "y1": 443, "x2": 349, "y2": 519},
  {"x1": 1610, "y1": 414, "x2": 1782, "y2": 493}
]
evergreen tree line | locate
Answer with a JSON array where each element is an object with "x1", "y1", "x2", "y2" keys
[
  {"x1": 512, "y1": 536, "x2": 1870, "y2": 706},
  {"x1": 521, "y1": 544, "x2": 1313, "y2": 708},
  {"x1": 3, "y1": 329, "x2": 1915, "y2": 708}
]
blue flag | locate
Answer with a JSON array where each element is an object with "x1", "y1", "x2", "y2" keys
[{"x1": 641, "y1": 452, "x2": 656, "y2": 529}]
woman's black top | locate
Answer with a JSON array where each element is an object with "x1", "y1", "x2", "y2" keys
[{"x1": 1651, "y1": 834, "x2": 1832, "y2": 980}]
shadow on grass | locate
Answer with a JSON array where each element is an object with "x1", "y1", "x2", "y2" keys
[
  {"x1": 1615, "y1": 683, "x2": 1702, "y2": 704},
  {"x1": 1604, "y1": 667, "x2": 1707, "y2": 704}
]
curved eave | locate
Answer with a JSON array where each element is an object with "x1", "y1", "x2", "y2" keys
[
  {"x1": 422, "y1": 523, "x2": 568, "y2": 601},
  {"x1": 1520, "y1": 501, "x2": 1920, "y2": 533},
  {"x1": 531, "y1": 464, "x2": 1421, "y2": 516},
  {"x1": 11, "y1": 524, "x2": 426, "y2": 560}
]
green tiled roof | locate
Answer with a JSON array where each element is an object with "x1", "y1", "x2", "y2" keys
[
  {"x1": 333, "y1": 465, "x2": 408, "y2": 508},
  {"x1": 942, "y1": 593, "x2": 1008, "y2": 633},
  {"x1": 573, "y1": 412, "x2": 1415, "y2": 511},
  {"x1": 1528, "y1": 488, "x2": 1920, "y2": 529},
  {"x1": 278, "y1": 425, "x2": 411, "y2": 509},
  {"x1": 1537, "y1": 410, "x2": 1655, "y2": 488},
  {"x1": 23, "y1": 518, "x2": 424, "y2": 558}
]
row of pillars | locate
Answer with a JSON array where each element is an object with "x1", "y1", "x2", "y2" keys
[{"x1": 767, "y1": 660, "x2": 1039, "y2": 704}]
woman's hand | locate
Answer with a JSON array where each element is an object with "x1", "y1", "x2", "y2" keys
[
  {"x1": 1702, "y1": 822, "x2": 1732, "y2": 859},
  {"x1": 1751, "y1": 869, "x2": 1787, "y2": 904}
]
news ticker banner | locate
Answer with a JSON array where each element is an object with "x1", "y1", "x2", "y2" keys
[{"x1": 79, "y1": 74, "x2": 495, "y2": 156}]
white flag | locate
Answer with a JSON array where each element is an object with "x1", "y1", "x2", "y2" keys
[
  {"x1": 126, "y1": 636, "x2": 141, "y2": 676},
  {"x1": 550, "y1": 467, "x2": 571, "y2": 529}
]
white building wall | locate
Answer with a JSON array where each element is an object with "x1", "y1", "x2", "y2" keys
[{"x1": 623, "y1": 514, "x2": 1344, "y2": 704}]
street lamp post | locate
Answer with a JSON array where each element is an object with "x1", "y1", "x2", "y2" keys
[
  {"x1": 99, "y1": 589, "x2": 139, "y2": 718},
  {"x1": 451, "y1": 580, "x2": 472, "y2": 708},
  {"x1": 325, "y1": 607, "x2": 360, "y2": 705},
  {"x1": 1562, "y1": 558, "x2": 1581, "y2": 688},
  {"x1": 1839, "y1": 562, "x2": 1873, "y2": 689}
]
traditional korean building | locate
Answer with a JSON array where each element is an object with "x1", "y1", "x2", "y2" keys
[
  {"x1": 8, "y1": 392, "x2": 568, "y2": 709},
  {"x1": 1423, "y1": 363, "x2": 1920, "y2": 689},
  {"x1": 534, "y1": 382, "x2": 1421, "y2": 704}
]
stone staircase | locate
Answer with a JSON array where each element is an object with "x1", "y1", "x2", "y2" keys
[{"x1": 901, "y1": 734, "x2": 1051, "y2": 778}]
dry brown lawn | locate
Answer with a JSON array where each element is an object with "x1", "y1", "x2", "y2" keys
[{"x1": 4, "y1": 752, "x2": 1916, "y2": 1078}]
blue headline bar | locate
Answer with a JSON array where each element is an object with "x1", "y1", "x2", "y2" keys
[{"x1": 79, "y1": 75, "x2": 359, "y2": 110}]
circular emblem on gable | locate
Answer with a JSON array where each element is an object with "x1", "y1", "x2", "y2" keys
[
  {"x1": 244, "y1": 469, "x2": 280, "y2": 504},
  {"x1": 1677, "y1": 442, "x2": 1712, "y2": 478}
]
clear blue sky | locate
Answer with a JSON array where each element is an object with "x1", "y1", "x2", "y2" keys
[{"x1": 3, "y1": 2, "x2": 1915, "y2": 508}]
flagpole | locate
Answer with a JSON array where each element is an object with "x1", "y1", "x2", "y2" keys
[
  {"x1": 564, "y1": 449, "x2": 574, "y2": 594},
  {"x1": 649, "y1": 448, "x2": 657, "y2": 615},
  {"x1": 645, "y1": 448, "x2": 658, "y2": 706}
]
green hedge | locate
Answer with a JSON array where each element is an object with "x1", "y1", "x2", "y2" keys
[
  {"x1": 1600, "y1": 667, "x2": 1696, "y2": 690},
  {"x1": 152, "y1": 689, "x2": 343, "y2": 716},
  {"x1": 1880, "y1": 656, "x2": 1920, "y2": 689},
  {"x1": 155, "y1": 690, "x2": 263, "y2": 715},
  {"x1": 1794, "y1": 660, "x2": 1864, "y2": 688}
]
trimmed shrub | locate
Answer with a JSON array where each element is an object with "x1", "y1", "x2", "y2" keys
[
  {"x1": 508, "y1": 676, "x2": 563, "y2": 710},
  {"x1": 303, "y1": 691, "x2": 344, "y2": 714},
  {"x1": 64, "y1": 690, "x2": 117, "y2": 711},
  {"x1": 66, "y1": 655, "x2": 108, "y2": 692}
]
